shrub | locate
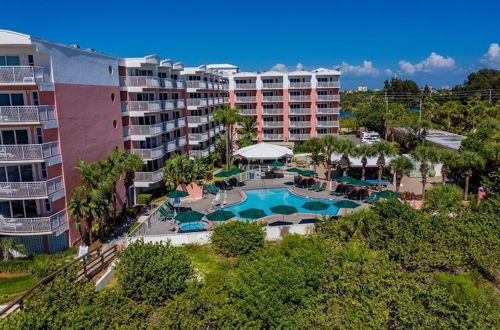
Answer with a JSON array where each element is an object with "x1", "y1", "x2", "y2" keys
[
  {"x1": 136, "y1": 193, "x2": 152, "y2": 205},
  {"x1": 211, "y1": 221, "x2": 265, "y2": 257},
  {"x1": 116, "y1": 240, "x2": 194, "y2": 306}
]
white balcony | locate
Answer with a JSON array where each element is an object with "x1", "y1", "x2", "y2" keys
[
  {"x1": 0, "y1": 142, "x2": 60, "y2": 163},
  {"x1": 262, "y1": 95, "x2": 283, "y2": 102},
  {"x1": 316, "y1": 120, "x2": 340, "y2": 127},
  {"x1": 316, "y1": 107, "x2": 340, "y2": 114},
  {"x1": 262, "y1": 108, "x2": 283, "y2": 115},
  {"x1": 133, "y1": 146, "x2": 164, "y2": 160},
  {"x1": 317, "y1": 81, "x2": 340, "y2": 88},
  {"x1": 222, "y1": 84, "x2": 229, "y2": 90},
  {"x1": 187, "y1": 98, "x2": 208, "y2": 107},
  {"x1": 129, "y1": 123, "x2": 163, "y2": 136},
  {"x1": 160, "y1": 78, "x2": 174, "y2": 89},
  {"x1": 188, "y1": 132, "x2": 210, "y2": 144},
  {"x1": 0, "y1": 209, "x2": 67, "y2": 235},
  {"x1": 235, "y1": 96, "x2": 257, "y2": 103},
  {"x1": 188, "y1": 115, "x2": 211, "y2": 127},
  {"x1": 187, "y1": 81, "x2": 209, "y2": 89},
  {"x1": 174, "y1": 99, "x2": 185, "y2": 108},
  {"x1": 121, "y1": 101, "x2": 162, "y2": 114},
  {"x1": 174, "y1": 80, "x2": 186, "y2": 89},
  {"x1": 289, "y1": 108, "x2": 311, "y2": 115},
  {"x1": 316, "y1": 95, "x2": 340, "y2": 101},
  {"x1": 0, "y1": 105, "x2": 56, "y2": 125},
  {"x1": 262, "y1": 121, "x2": 283, "y2": 128},
  {"x1": 263, "y1": 133, "x2": 283, "y2": 140},
  {"x1": 120, "y1": 76, "x2": 160, "y2": 88},
  {"x1": 165, "y1": 136, "x2": 187, "y2": 152},
  {"x1": 262, "y1": 83, "x2": 283, "y2": 89},
  {"x1": 135, "y1": 169, "x2": 164, "y2": 186},
  {"x1": 0, "y1": 176, "x2": 63, "y2": 199},
  {"x1": 239, "y1": 108, "x2": 257, "y2": 115},
  {"x1": 289, "y1": 95, "x2": 311, "y2": 101},
  {"x1": 235, "y1": 83, "x2": 256, "y2": 89},
  {"x1": 0, "y1": 66, "x2": 52, "y2": 86},
  {"x1": 223, "y1": 97, "x2": 229, "y2": 103},
  {"x1": 289, "y1": 133, "x2": 311, "y2": 140},
  {"x1": 189, "y1": 148, "x2": 210, "y2": 158},
  {"x1": 289, "y1": 121, "x2": 311, "y2": 127},
  {"x1": 289, "y1": 82, "x2": 311, "y2": 88}
]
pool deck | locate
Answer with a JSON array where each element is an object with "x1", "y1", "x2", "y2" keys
[{"x1": 144, "y1": 176, "x2": 369, "y2": 236}]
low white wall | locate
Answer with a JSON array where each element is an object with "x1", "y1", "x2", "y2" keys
[
  {"x1": 95, "y1": 263, "x2": 115, "y2": 291},
  {"x1": 128, "y1": 223, "x2": 316, "y2": 247}
]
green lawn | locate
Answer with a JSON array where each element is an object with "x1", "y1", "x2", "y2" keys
[{"x1": 0, "y1": 275, "x2": 37, "y2": 304}]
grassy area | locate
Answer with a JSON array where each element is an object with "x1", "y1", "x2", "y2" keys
[{"x1": 0, "y1": 275, "x2": 37, "y2": 304}]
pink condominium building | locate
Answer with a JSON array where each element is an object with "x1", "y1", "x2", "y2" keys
[{"x1": 229, "y1": 69, "x2": 340, "y2": 142}]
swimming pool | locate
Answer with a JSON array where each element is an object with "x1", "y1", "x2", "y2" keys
[
  {"x1": 178, "y1": 220, "x2": 210, "y2": 232},
  {"x1": 221, "y1": 188, "x2": 339, "y2": 220}
]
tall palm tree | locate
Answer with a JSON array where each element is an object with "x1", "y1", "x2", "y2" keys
[
  {"x1": 411, "y1": 144, "x2": 438, "y2": 198},
  {"x1": 389, "y1": 156, "x2": 413, "y2": 193},
  {"x1": 192, "y1": 156, "x2": 213, "y2": 184},
  {"x1": 437, "y1": 149, "x2": 457, "y2": 184},
  {"x1": 334, "y1": 139, "x2": 356, "y2": 176},
  {"x1": 372, "y1": 141, "x2": 397, "y2": 191},
  {"x1": 439, "y1": 101, "x2": 461, "y2": 130},
  {"x1": 353, "y1": 144, "x2": 376, "y2": 181},
  {"x1": 213, "y1": 104, "x2": 240, "y2": 168},
  {"x1": 304, "y1": 137, "x2": 323, "y2": 173},
  {"x1": 320, "y1": 134, "x2": 341, "y2": 180},
  {"x1": 161, "y1": 154, "x2": 194, "y2": 191},
  {"x1": 456, "y1": 151, "x2": 486, "y2": 201},
  {"x1": 237, "y1": 116, "x2": 258, "y2": 140},
  {"x1": 121, "y1": 152, "x2": 144, "y2": 209},
  {"x1": 424, "y1": 184, "x2": 464, "y2": 215}
]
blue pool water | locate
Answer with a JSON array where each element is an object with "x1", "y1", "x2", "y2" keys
[
  {"x1": 178, "y1": 220, "x2": 209, "y2": 232},
  {"x1": 222, "y1": 188, "x2": 339, "y2": 220}
]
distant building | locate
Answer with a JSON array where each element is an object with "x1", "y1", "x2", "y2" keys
[
  {"x1": 441, "y1": 85, "x2": 450, "y2": 90},
  {"x1": 205, "y1": 64, "x2": 240, "y2": 76},
  {"x1": 357, "y1": 85, "x2": 368, "y2": 92}
]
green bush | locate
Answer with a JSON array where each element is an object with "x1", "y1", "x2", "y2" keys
[
  {"x1": 136, "y1": 193, "x2": 153, "y2": 205},
  {"x1": 293, "y1": 143, "x2": 310, "y2": 154},
  {"x1": 211, "y1": 221, "x2": 265, "y2": 257},
  {"x1": 116, "y1": 240, "x2": 194, "y2": 306}
]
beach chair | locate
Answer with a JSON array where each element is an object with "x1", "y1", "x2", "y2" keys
[
  {"x1": 165, "y1": 201, "x2": 175, "y2": 211},
  {"x1": 315, "y1": 182, "x2": 326, "y2": 192},
  {"x1": 159, "y1": 206, "x2": 175, "y2": 219},
  {"x1": 362, "y1": 192, "x2": 380, "y2": 204},
  {"x1": 330, "y1": 184, "x2": 344, "y2": 196},
  {"x1": 308, "y1": 181, "x2": 319, "y2": 191},
  {"x1": 207, "y1": 183, "x2": 219, "y2": 195}
]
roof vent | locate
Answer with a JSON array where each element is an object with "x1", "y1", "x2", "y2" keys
[
  {"x1": 86, "y1": 48, "x2": 96, "y2": 52},
  {"x1": 70, "y1": 44, "x2": 80, "y2": 49}
]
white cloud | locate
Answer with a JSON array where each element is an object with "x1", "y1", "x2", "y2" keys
[
  {"x1": 480, "y1": 43, "x2": 500, "y2": 69},
  {"x1": 398, "y1": 52, "x2": 455, "y2": 74},
  {"x1": 296, "y1": 63, "x2": 304, "y2": 71},
  {"x1": 270, "y1": 63, "x2": 287, "y2": 72},
  {"x1": 339, "y1": 60, "x2": 380, "y2": 76},
  {"x1": 384, "y1": 68, "x2": 394, "y2": 76}
]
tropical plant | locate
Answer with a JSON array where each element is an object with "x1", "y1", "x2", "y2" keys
[
  {"x1": 304, "y1": 137, "x2": 323, "y2": 173},
  {"x1": 455, "y1": 150, "x2": 486, "y2": 200},
  {"x1": 411, "y1": 144, "x2": 438, "y2": 198},
  {"x1": 335, "y1": 139, "x2": 356, "y2": 176},
  {"x1": 119, "y1": 151, "x2": 144, "y2": 209},
  {"x1": 192, "y1": 156, "x2": 213, "y2": 183},
  {"x1": 237, "y1": 116, "x2": 258, "y2": 140},
  {"x1": 437, "y1": 149, "x2": 457, "y2": 184},
  {"x1": 0, "y1": 238, "x2": 26, "y2": 262},
  {"x1": 161, "y1": 154, "x2": 194, "y2": 191},
  {"x1": 372, "y1": 141, "x2": 398, "y2": 191},
  {"x1": 389, "y1": 156, "x2": 413, "y2": 193},
  {"x1": 353, "y1": 144, "x2": 376, "y2": 180},
  {"x1": 320, "y1": 134, "x2": 340, "y2": 180},
  {"x1": 213, "y1": 104, "x2": 240, "y2": 168},
  {"x1": 424, "y1": 184, "x2": 464, "y2": 214},
  {"x1": 439, "y1": 101, "x2": 462, "y2": 130},
  {"x1": 211, "y1": 221, "x2": 265, "y2": 257}
]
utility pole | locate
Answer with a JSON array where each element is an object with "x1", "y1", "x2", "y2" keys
[
  {"x1": 384, "y1": 92, "x2": 389, "y2": 139},
  {"x1": 488, "y1": 89, "x2": 492, "y2": 105},
  {"x1": 419, "y1": 97, "x2": 422, "y2": 122}
]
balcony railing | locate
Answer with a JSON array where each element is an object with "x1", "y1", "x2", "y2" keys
[
  {"x1": 262, "y1": 95, "x2": 283, "y2": 102},
  {"x1": 222, "y1": 84, "x2": 229, "y2": 90},
  {"x1": 174, "y1": 80, "x2": 186, "y2": 89},
  {"x1": 317, "y1": 81, "x2": 340, "y2": 88},
  {"x1": 129, "y1": 123, "x2": 163, "y2": 136},
  {"x1": 289, "y1": 121, "x2": 311, "y2": 127},
  {"x1": 235, "y1": 96, "x2": 257, "y2": 103},
  {"x1": 135, "y1": 169, "x2": 164, "y2": 184},
  {"x1": 316, "y1": 120, "x2": 340, "y2": 127},
  {"x1": 235, "y1": 83, "x2": 256, "y2": 89},
  {"x1": 262, "y1": 121, "x2": 283, "y2": 128},
  {"x1": 262, "y1": 108, "x2": 283, "y2": 115},
  {"x1": 121, "y1": 101, "x2": 162, "y2": 113},
  {"x1": 120, "y1": 76, "x2": 160, "y2": 88},
  {"x1": 289, "y1": 82, "x2": 311, "y2": 88},
  {"x1": 133, "y1": 146, "x2": 164, "y2": 160},
  {"x1": 262, "y1": 83, "x2": 283, "y2": 89},
  {"x1": 239, "y1": 109, "x2": 257, "y2": 115},
  {"x1": 316, "y1": 107, "x2": 340, "y2": 114},
  {"x1": 289, "y1": 95, "x2": 311, "y2": 101},
  {"x1": 187, "y1": 98, "x2": 208, "y2": 107},
  {"x1": 289, "y1": 108, "x2": 311, "y2": 115},
  {"x1": 0, "y1": 176, "x2": 63, "y2": 199},
  {"x1": 0, "y1": 105, "x2": 56, "y2": 124},
  {"x1": 188, "y1": 132, "x2": 210, "y2": 143},
  {"x1": 187, "y1": 81, "x2": 209, "y2": 89},
  {"x1": 263, "y1": 133, "x2": 283, "y2": 140},
  {"x1": 0, "y1": 66, "x2": 51, "y2": 84},
  {"x1": 0, "y1": 209, "x2": 67, "y2": 235},
  {"x1": 316, "y1": 95, "x2": 340, "y2": 101},
  {"x1": 160, "y1": 78, "x2": 174, "y2": 89},
  {"x1": 223, "y1": 97, "x2": 229, "y2": 103},
  {"x1": 189, "y1": 148, "x2": 210, "y2": 158},
  {"x1": 188, "y1": 115, "x2": 211, "y2": 125},
  {"x1": 289, "y1": 133, "x2": 311, "y2": 140},
  {"x1": 0, "y1": 142, "x2": 60, "y2": 162},
  {"x1": 165, "y1": 136, "x2": 187, "y2": 152}
]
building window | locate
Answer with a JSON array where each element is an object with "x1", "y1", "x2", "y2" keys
[
  {"x1": 36, "y1": 127, "x2": 43, "y2": 144},
  {"x1": 43, "y1": 199, "x2": 52, "y2": 213},
  {"x1": 32, "y1": 92, "x2": 39, "y2": 106},
  {"x1": 28, "y1": 55, "x2": 34, "y2": 66},
  {"x1": 40, "y1": 162, "x2": 48, "y2": 179},
  {"x1": 0, "y1": 93, "x2": 24, "y2": 106},
  {"x1": 0, "y1": 56, "x2": 20, "y2": 66}
]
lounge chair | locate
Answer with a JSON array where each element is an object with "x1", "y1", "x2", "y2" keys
[
  {"x1": 159, "y1": 206, "x2": 175, "y2": 219},
  {"x1": 330, "y1": 184, "x2": 344, "y2": 196},
  {"x1": 165, "y1": 201, "x2": 175, "y2": 210},
  {"x1": 362, "y1": 192, "x2": 380, "y2": 204},
  {"x1": 207, "y1": 183, "x2": 219, "y2": 195},
  {"x1": 308, "y1": 182, "x2": 319, "y2": 191},
  {"x1": 315, "y1": 182, "x2": 326, "y2": 192}
]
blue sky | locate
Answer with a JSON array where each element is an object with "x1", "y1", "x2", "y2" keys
[{"x1": 2, "y1": 0, "x2": 499, "y2": 89}]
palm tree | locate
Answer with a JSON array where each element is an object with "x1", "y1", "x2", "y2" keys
[
  {"x1": 0, "y1": 238, "x2": 26, "y2": 262},
  {"x1": 424, "y1": 184, "x2": 464, "y2": 215},
  {"x1": 121, "y1": 152, "x2": 144, "y2": 209},
  {"x1": 411, "y1": 144, "x2": 438, "y2": 198},
  {"x1": 335, "y1": 139, "x2": 356, "y2": 176},
  {"x1": 304, "y1": 137, "x2": 323, "y2": 173},
  {"x1": 353, "y1": 144, "x2": 376, "y2": 181},
  {"x1": 213, "y1": 104, "x2": 240, "y2": 168},
  {"x1": 372, "y1": 141, "x2": 397, "y2": 191},
  {"x1": 161, "y1": 154, "x2": 194, "y2": 191},
  {"x1": 320, "y1": 134, "x2": 341, "y2": 180},
  {"x1": 389, "y1": 156, "x2": 413, "y2": 193},
  {"x1": 437, "y1": 149, "x2": 457, "y2": 184},
  {"x1": 455, "y1": 151, "x2": 486, "y2": 201},
  {"x1": 237, "y1": 116, "x2": 258, "y2": 140},
  {"x1": 192, "y1": 156, "x2": 213, "y2": 184},
  {"x1": 439, "y1": 101, "x2": 461, "y2": 130}
]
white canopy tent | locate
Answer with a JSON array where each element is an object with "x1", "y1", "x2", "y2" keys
[
  {"x1": 233, "y1": 143, "x2": 293, "y2": 161},
  {"x1": 331, "y1": 153, "x2": 396, "y2": 167}
]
